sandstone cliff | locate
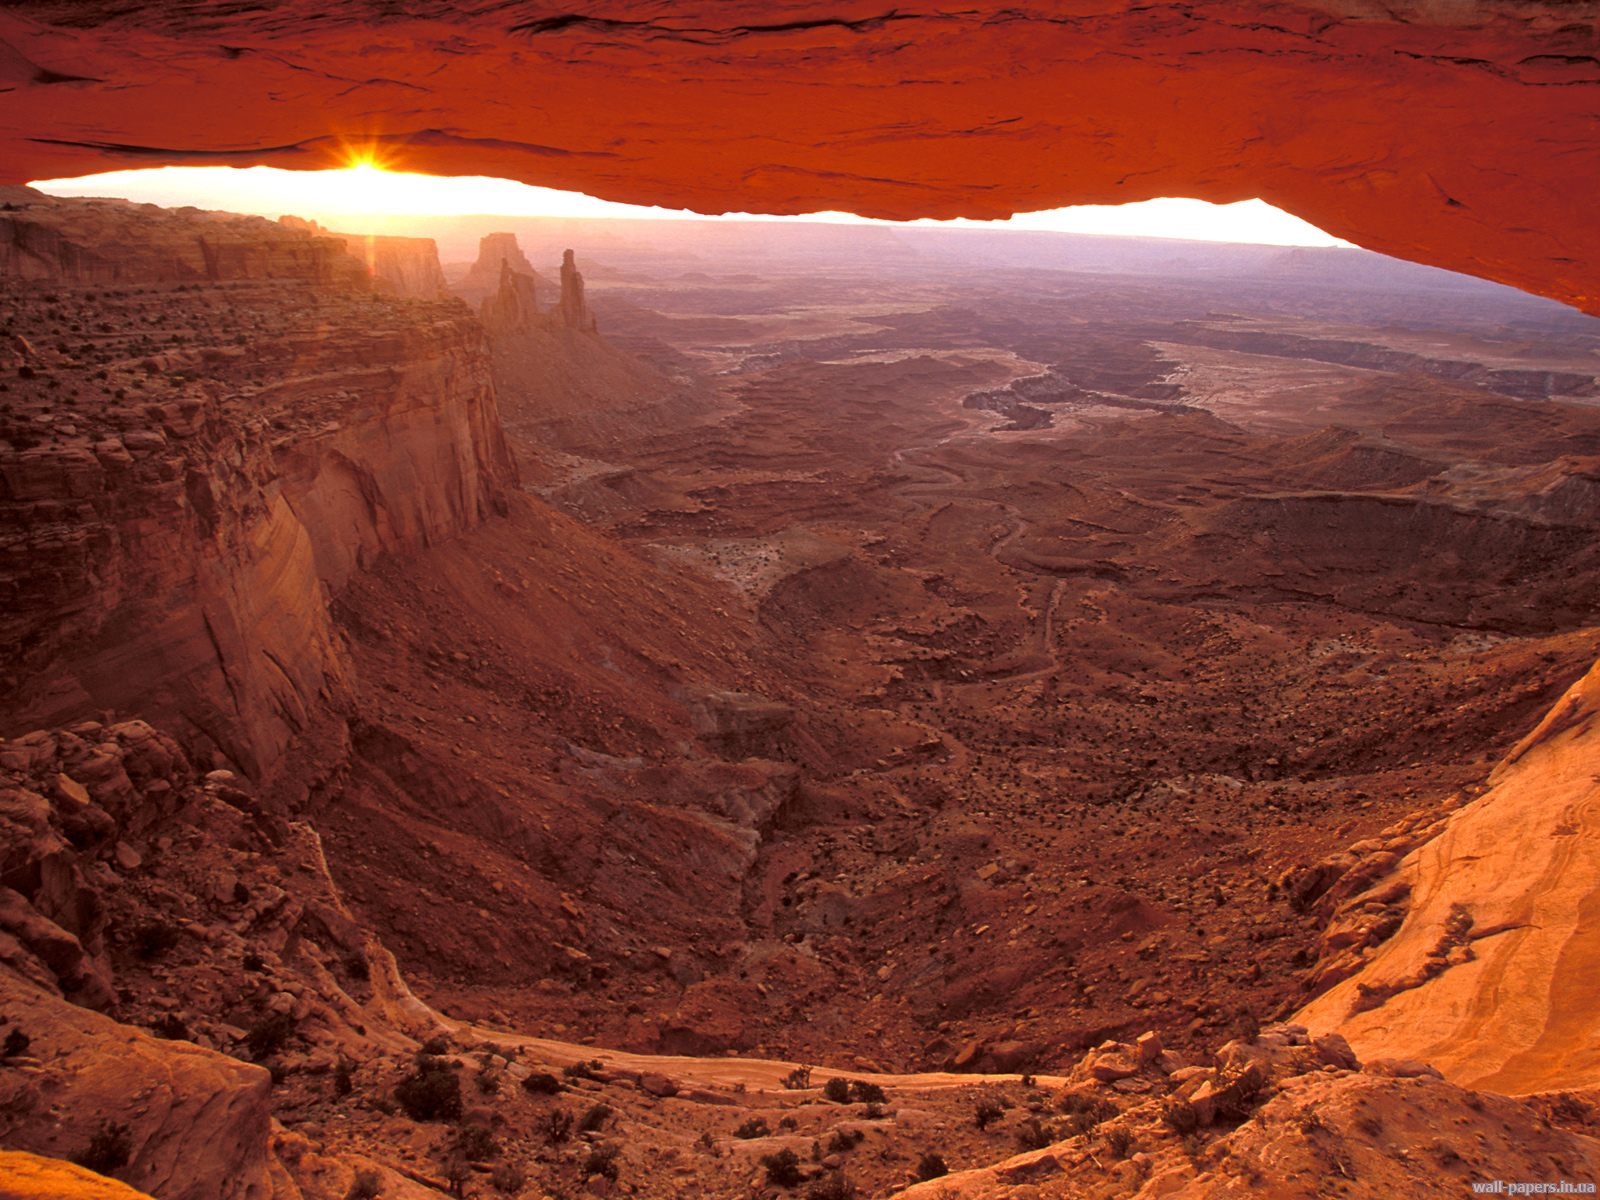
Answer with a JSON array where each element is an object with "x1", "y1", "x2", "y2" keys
[
  {"x1": 279, "y1": 216, "x2": 449, "y2": 300},
  {"x1": 456, "y1": 231, "x2": 542, "y2": 306},
  {"x1": 1297, "y1": 655, "x2": 1600, "y2": 1094},
  {"x1": 0, "y1": 192, "x2": 514, "y2": 787},
  {"x1": 1, "y1": 187, "x2": 367, "y2": 287}
]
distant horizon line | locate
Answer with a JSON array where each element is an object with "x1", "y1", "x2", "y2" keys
[{"x1": 27, "y1": 166, "x2": 1358, "y2": 250}]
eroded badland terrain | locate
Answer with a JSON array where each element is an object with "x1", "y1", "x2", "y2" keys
[{"x1": 5, "y1": 189, "x2": 1600, "y2": 1199}]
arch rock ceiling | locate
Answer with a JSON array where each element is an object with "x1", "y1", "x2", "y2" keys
[{"x1": 0, "y1": 2, "x2": 1596, "y2": 311}]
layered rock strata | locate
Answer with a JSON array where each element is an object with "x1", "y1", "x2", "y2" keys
[
  {"x1": 0, "y1": 190, "x2": 514, "y2": 784},
  {"x1": 279, "y1": 216, "x2": 448, "y2": 300}
]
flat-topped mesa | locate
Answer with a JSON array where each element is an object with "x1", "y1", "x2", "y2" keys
[
  {"x1": 278, "y1": 215, "x2": 447, "y2": 300},
  {"x1": 558, "y1": 248, "x2": 597, "y2": 333},
  {"x1": 459, "y1": 231, "x2": 541, "y2": 304}
]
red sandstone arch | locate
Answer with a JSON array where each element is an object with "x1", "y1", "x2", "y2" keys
[{"x1": 1, "y1": 3, "x2": 1596, "y2": 311}]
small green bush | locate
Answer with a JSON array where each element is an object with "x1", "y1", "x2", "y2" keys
[
  {"x1": 133, "y1": 919, "x2": 182, "y2": 960},
  {"x1": 850, "y1": 1080, "x2": 886, "y2": 1104},
  {"x1": 489, "y1": 1162, "x2": 526, "y2": 1194},
  {"x1": 395, "y1": 1055, "x2": 461, "y2": 1122},
  {"x1": 245, "y1": 1012, "x2": 296, "y2": 1060},
  {"x1": 762, "y1": 1147, "x2": 804, "y2": 1187},
  {"x1": 975, "y1": 1099, "x2": 1004, "y2": 1130},
  {"x1": 73, "y1": 1120, "x2": 132, "y2": 1176},
  {"x1": 454, "y1": 1124, "x2": 499, "y2": 1162},
  {"x1": 734, "y1": 1116, "x2": 771, "y2": 1139},
  {"x1": 806, "y1": 1170, "x2": 856, "y2": 1200},
  {"x1": 826, "y1": 1128, "x2": 864, "y2": 1154},
  {"x1": 915, "y1": 1152, "x2": 948, "y2": 1181},
  {"x1": 584, "y1": 1143, "x2": 621, "y2": 1181},
  {"x1": 1016, "y1": 1116, "x2": 1055, "y2": 1151},
  {"x1": 1104, "y1": 1125, "x2": 1136, "y2": 1158},
  {"x1": 521, "y1": 1071, "x2": 563, "y2": 1095},
  {"x1": 542, "y1": 1108, "x2": 574, "y2": 1144},
  {"x1": 1162, "y1": 1099, "x2": 1200, "y2": 1136},
  {"x1": 823, "y1": 1077, "x2": 851, "y2": 1103}
]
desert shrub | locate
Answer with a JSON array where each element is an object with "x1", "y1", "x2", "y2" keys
[
  {"x1": 823, "y1": 1077, "x2": 851, "y2": 1103},
  {"x1": 862, "y1": 1102, "x2": 887, "y2": 1121},
  {"x1": 542, "y1": 1108, "x2": 574, "y2": 1144},
  {"x1": 826, "y1": 1128, "x2": 864, "y2": 1154},
  {"x1": 420, "y1": 1035, "x2": 451, "y2": 1055},
  {"x1": 734, "y1": 1116, "x2": 771, "y2": 1139},
  {"x1": 242, "y1": 950, "x2": 266, "y2": 972},
  {"x1": 521, "y1": 1071, "x2": 563, "y2": 1095},
  {"x1": 562, "y1": 1058, "x2": 604, "y2": 1081},
  {"x1": 782, "y1": 1065, "x2": 813, "y2": 1089},
  {"x1": 73, "y1": 1120, "x2": 132, "y2": 1176},
  {"x1": 3, "y1": 1028, "x2": 30, "y2": 1057},
  {"x1": 914, "y1": 1152, "x2": 948, "y2": 1181},
  {"x1": 762, "y1": 1147, "x2": 804, "y2": 1187},
  {"x1": 1104, "y1": 1125, "x2": 1136, "y2": 1159},
  {"x1": 489, "y1": 1162, "x2": 526, "y2": 1194},
  {"x1": 334, "y1": 1058, "x2": 355, "y2": 1097},
  {"x1": 1061, "y1": 1091, "x2": 1119, "y2": 1136},
  {"x1": 849, "y1": 1080, "x2": 886, "y2": 1104},
  {"x1": 778, "y1": 1115, "x2": 798, "y2": 1131},
  {"x1": 1059, "y1": 1091, "x2": 1117, "y2": 1123},
  {"x1": 454, "y1": 1124, "x2": 499, "y2": 1162},
  {"x1": 133, "y1": 919, "x2": 182, "y2": 959},
  {"x1": 395, "y1": 1055, "x2": 461, "y2": 1122},
  {"x1": 974, "y1": 1099, "x2": 1004, "y2": 1131},
  {"x1": 344, "y1": 1168, "x2": 381, "y2": 1200},
  {"x1": 1016, "y1": 1116, "x2": 1055, "y2": 1151},
  {"x1": 151, "y1": 1013, "x2": 190, "y2": 1041},
  {"x1": 583, "y1": 1143, "x2": 621, "y2": 1181},
  {"x1": 245, "y1": 1012, "x2": 296, "y2": 1060},
  {"x1": 806, "y1": 1170, "x2": 856, "y2": 1200},
  {"x1": 578, "y1": 1102, "x2": 612, "y2": 1133},
  {"x1": 1162, "y1": 1099, "x2": 1200, "y2": 1135}
]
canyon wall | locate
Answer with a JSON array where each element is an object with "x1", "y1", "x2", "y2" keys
[
  {"x1": 0, "y1": 190, "x2": 514, "y2": 785},
  {"x1": 279, "y1": 216, "x2": 448, "y2": 300},
  {"x1": 0, "y1": 187, "x2": 366, "y2": 286},
  {"x1": 1297, "y1": 657, "x2": 1600, "y2": 1094}
]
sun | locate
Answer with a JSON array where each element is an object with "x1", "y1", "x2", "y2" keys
[{"x1": 336, "y1": 162, "x2": 393, "y2": 214}]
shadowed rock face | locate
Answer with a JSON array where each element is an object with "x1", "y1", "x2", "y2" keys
[
  {"x1": 1, "y1": 4, "x2": 1597, "y2": 311},
  {"x1": 0, "y1": 190, "x2": 515, "y2": 784}
]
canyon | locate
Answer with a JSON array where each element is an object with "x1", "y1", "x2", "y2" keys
[{"x1": 3, "y1": 184, "x2": 1600, "y2": 1199}]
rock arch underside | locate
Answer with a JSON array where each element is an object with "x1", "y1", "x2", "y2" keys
[
  {"x1": 1, "y1": 1, "x2": 1598, "y2": 312},
  {"x1": 10, "y1": 5, "x2": 1600, "y2": 1198}
]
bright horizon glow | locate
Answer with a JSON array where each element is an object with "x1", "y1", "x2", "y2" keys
[{"x1": 30, "y1": 165, "x2": 1354, "y2": 249}]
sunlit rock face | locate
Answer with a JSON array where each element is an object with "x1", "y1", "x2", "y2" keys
[{"x1": 0, "y1": 3, "x2": 1596, "y2": 310}]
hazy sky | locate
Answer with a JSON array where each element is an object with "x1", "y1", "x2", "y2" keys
[{"x1": 31, "y1": 164, "x2": 1354, "y2": 248}]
